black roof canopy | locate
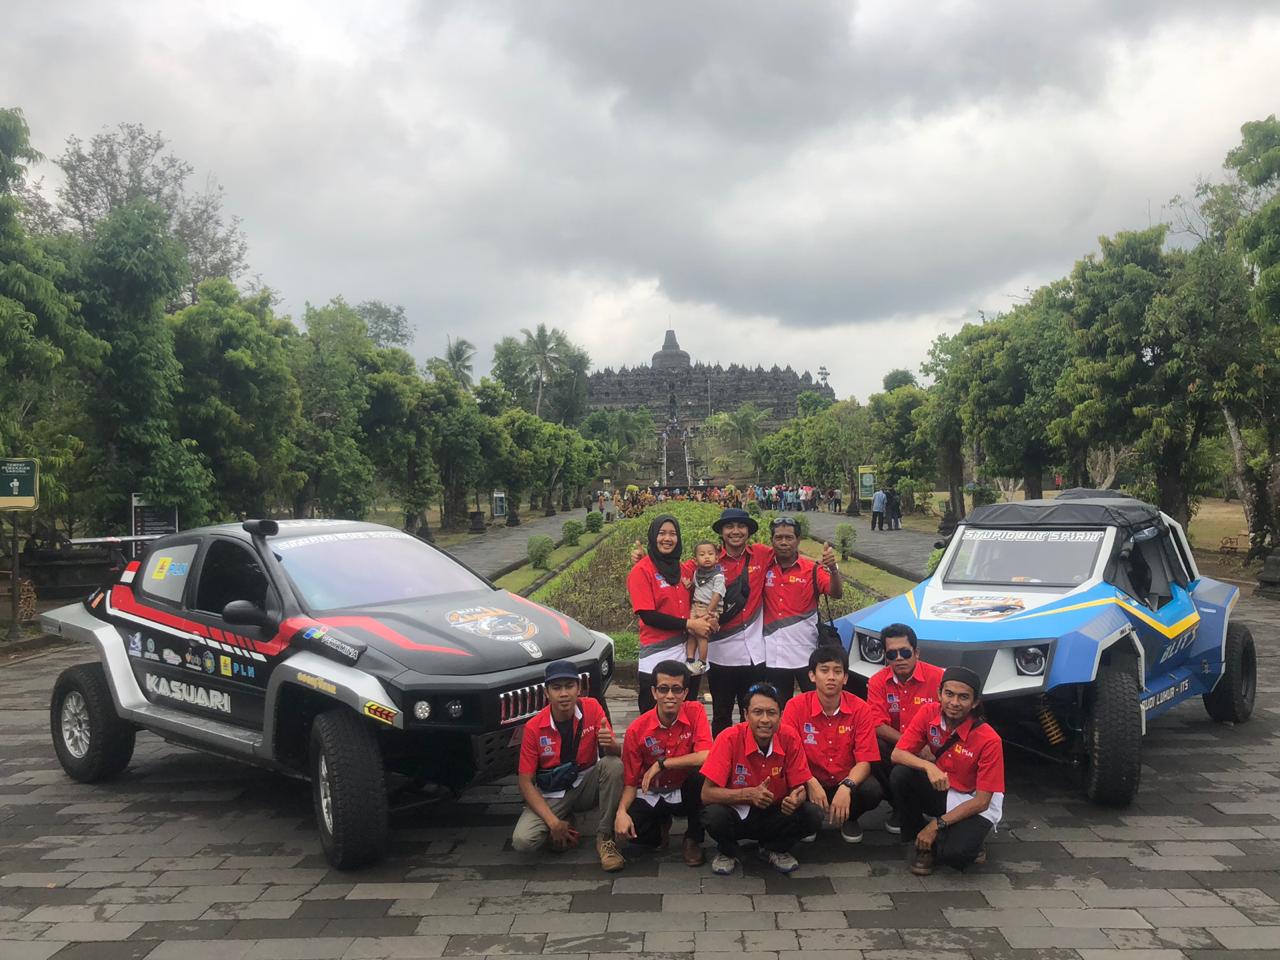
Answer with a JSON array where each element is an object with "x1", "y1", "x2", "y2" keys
[{"x1": 964, "y1": 493, "x2": 1162, "y2": 532}]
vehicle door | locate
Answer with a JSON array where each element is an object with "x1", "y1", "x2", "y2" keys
[
  {"x1": 183, "y1": 536, "x2": 281, "y2": 728},
  {"x1": 127, "y1": 539, "x2": 202, "y2": 696},
  {"x1": 1125, "y1": 529, "x2": 1198, "y2": 678}
]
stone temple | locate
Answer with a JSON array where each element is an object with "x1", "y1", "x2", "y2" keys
[{"x1": 585, "y1": 330, "x2": 834, "y2": 486}]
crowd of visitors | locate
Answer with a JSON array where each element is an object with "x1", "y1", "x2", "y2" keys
[
  {"x1": 512, "y1": 506, "x2": 1005, "y2": 880},
  {"x1": 589, "y1": 483, "x2": 847, "y2": 520}
]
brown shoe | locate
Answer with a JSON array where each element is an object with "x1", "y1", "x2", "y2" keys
[
  {"x1": 597, "y1": 835, "x2": 626, "y2": 872},
  {"x1": 910, "y1": 848, "x2": 935, "y2": 876},
  {"x1": 973, "y1": 847, "x2": 987, "y2": 866},
  {"x1": 682, "y1": 835, "x2": 705, "y2": 867}
]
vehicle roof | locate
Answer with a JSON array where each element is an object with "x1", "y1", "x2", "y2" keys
[
  {"x1": 162, "y1": 519, "x2": 396, "y2": 544},
  {"x1": 965, "y1": 493, "x2": 1161, "y2": 531}
]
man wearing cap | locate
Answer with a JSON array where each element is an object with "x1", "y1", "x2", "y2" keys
[
  {"x1": 865, "y1": 623, "x2": 946, "y2": 834},
  {"x1": 762, "y1": 516, "x2": 842, "y2": 705},
  {"x1": 615, "y1": 660, "x2": 713, "y2": 866},
  {"x1": 890, "y1": 665, "x2": 1005, "y2": 875},
  {"x1": 513, "y1": 660, "x2": 627, "y2": 872}
]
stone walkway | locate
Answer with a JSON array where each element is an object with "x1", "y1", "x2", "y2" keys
[
  {"x1": 801, "y1": 510, "x2": 937, "y2": 581},
  {"x1": 440, "y1": 509, "x2": 593, "y2": 579},
  {"x1": 2, "y1": 596, "x2": 1278, "y2": 959}
]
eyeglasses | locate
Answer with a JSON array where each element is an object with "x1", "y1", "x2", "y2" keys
[
  {"x1": 769, "y1": 517, "x2": 799, "y2": 531},
  {"x1": 653, "y1": 685, "x2": 686, "y2": 695},
  {"x1": 885, "y1": 648, "x2": 915, "y2": 661}
]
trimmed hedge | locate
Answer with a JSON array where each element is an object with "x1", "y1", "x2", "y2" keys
[
  {"x1": 527, "y1": 535, "x2": 555, "y2": 569},
  {"x1": 561, "y1": 519, "x2": 584, "y2": 546}
]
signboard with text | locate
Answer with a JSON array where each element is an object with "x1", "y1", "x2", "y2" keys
[
  {"x1": 857, "y1": 465, "x2": 876, "y2": 502},
  {"x1": 131, "y1": 494, "x2": 178, "y2": 557},
  {"x1": 0, "y1": 459, "x2": 39, "y2": 511}
]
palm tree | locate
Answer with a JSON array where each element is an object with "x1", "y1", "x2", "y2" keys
[
  {"x1": 722, "y1": 402, "x2": 769, "y2": 452},
  {"x1": 520, "y1": 323, "x2": 567, "y2": 417},
  {"x1": 443, "y1": 336, "x2": 476, "y2": 390}
]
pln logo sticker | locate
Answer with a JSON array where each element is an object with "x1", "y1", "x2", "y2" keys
[{"x1": 446, "y1": 607, "x2": 539, "y2": 643}]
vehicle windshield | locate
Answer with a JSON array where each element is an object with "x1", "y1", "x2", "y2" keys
[
  {"x1": 944, "y1": 527, "x2": 1106, "y2": 587},
  {"x1": 275, "y1": 530, "x2": 490, "y2": 611}
]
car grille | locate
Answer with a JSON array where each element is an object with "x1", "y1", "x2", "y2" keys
[{"x1": 499, "y1": 671, "x2": 591, "y2": 724}]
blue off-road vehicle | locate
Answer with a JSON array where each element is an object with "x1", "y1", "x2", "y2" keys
[{"x1": 837, "y1": 490, "x2": 1256, "y2": 806}]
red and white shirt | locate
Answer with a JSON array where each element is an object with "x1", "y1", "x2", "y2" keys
[
  {"x1": 702, "y1": 721, "x2": 813, "y2": 818},
  {"x1": 762, "y1": 556, "x2": 833, "y2": 669},
  {"x1": 781, "y1": 690, "x2": 879, "y2": 789},
  {"x1": 518, "y1": 697, "x2": 611, "y2": 797},
  {"x1": 867, "y1": 659, "x2": 945, "y2": 733},
  {"x1": 704, "y1": 543, "x2": 772, "y2": 667},
  {"x1": 622, "y1": 701, "x2": 713, "y2": 803},
  {"x1": 627, "y1": 555, "x2": 693, "y2": 674},
  {"x1": 897, "y1": 703, "x2": 1005, "y2": 825}
]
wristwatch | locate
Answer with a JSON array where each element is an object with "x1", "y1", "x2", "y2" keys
[
  {"x1": 657, "y1": 757, "x2": 667, "y2": 771},
  {"x1": 840, "y1": 778, "x2": 857, "y2": 791},
  {"x1": 934, "y1": 816, "x2": 949, "y2": 831}
]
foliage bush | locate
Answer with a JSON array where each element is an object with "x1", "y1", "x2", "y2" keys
[
  {"x1": 561, "y1": 519, "x2": 584, "y2": 546},
  {"x1": 926, "y1": 547, "x2": 945, "y2": 576},
  {"x1": 834, "y1": 523, "x2": 857, "y2": 560},
  {"x1": 527, "y1": 535, "x2": 555, "y2": 569},
  {"x1": 970, "y1": 480, "x2": 999, "y2": 508},
  {"x1": 584, "y1": 511, "x2": 604, "y2": 533},
  {"x1": 746, "y1": 500, "x2": 762, "y2": 517}
]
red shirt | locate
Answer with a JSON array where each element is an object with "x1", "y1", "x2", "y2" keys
[
  {"x1": 866, "y1": 659, "x2": 945, "y2": 733},
  {"x1": 622, "y1": 701, "x2": 714, "y2": 792},
  {"x1": 518, "y1": 697, "x2": 611, "y2": 776},
  {"x1": 627, "y1": 554, "x2": 691, "y2": 654},
  {"x1": 701, "y1": 721, "x2": 813, "y2": 802},
  {"x1": 781, "y1": 690, "x2": 879, "y2": 788},
  {"x1": 897, "y1": 703, "x2": 1005, "y2": 795},
  {"x1": 715, "y1": 543, "x2": 772, "y2": 632},
  {"x1": 763, "y1": 556, "x2": 833, "y2": 669}
]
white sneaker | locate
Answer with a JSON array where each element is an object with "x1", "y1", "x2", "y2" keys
[
  {"x1": 691, "y1": 659, "x2": 708, "y2": 675},
  {"x1": 800, "y1": 833, "x2": 817, "y2": 843},
  {"x1": 711, "y1": 853, "x2": 737, "y2": 875},
  {"x1": 760, "y1": 849, "x2": 799, "y2": 874}
]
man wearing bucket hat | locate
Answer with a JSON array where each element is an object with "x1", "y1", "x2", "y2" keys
[{"x1": 889, "y1": 665, "x2": 1004, "y2": 875}]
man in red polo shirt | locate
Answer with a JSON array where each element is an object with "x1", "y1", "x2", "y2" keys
[
  {"x1": 700, "y1": 682, "x2": 824, "y2": 875},
  {"x1": 513, "y1": 660, "x2": 626, "y2": 872},
  {"x1": 891, "y1": 666, "x2": 1005, "y2": 875},
  {"x1": 865, "y1": 622, "x2": 945, "y2": 834},
  {"x1": 762, "y1": 516, "x2": 842, "y2": 705},
  {"x1": 781, "y1": 645, "x2": 883, "y2": 843},
  {"x1": 615, "y1": 660, "x2": 713, "y2": 866}
]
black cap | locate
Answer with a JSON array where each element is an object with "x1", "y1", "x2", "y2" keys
[
  {"x1": 712, "y1": 507, "x2": 759, "y2": 536},
  {"x1": 941, "y1": 665, "x2": 983, "y2": 696},
  {"x1": 544, "y1": 660, "x2": 579, "y2": 683}
]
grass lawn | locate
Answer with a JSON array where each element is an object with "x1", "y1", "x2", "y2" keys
[
  {"x1": 494, "y1": 530, "x2": 605, "y2": 594},
  {"x1": 609, "y1": 632, "x2": 639, "y2": 661},
  {"x1": 799, "y1": 539, "x2": 916, "y2": 597}
]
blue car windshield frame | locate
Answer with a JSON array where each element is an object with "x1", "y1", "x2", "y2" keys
[
  {"x1": 274, "y1": 530, "x2": 490, "y2": 612},
  {"x1": 944, "y1": 527, "x2": 1106, "y2": 588}
]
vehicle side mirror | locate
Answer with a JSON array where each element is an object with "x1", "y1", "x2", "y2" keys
[{"x1": 223, "y1": 600, "x2": 275, "y2": 631}]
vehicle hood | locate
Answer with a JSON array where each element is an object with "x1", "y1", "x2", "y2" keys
[
  {"x1": 306, "y1": 589, "x2": 596, "y2": 676},
  {"x1": 840, "y1": 579, "x2": 1132, "y2": 644}
]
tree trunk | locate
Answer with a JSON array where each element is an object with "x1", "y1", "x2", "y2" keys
[
  {"x1": 1156, "y1": 438, "x2": 1191, "y2": 528},
  {"x1": 1023, "y1": 455, "x2": 1043, "y2": 501},
  {"x1": 944, "y1": 439, "x2": 966, "y2": 520},
  {"x1": 1220, "y1": 404, "x2": 1256, "y2": 532}
]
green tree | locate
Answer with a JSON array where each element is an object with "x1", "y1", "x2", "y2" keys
[
  {"x1": 441, "y1": 335, "x2": 476, "y2": 389},
  {"x1": 355, "y1": 300, "x2": 412, "y2": 348},
  {"x1": 491, "y1": 335, "x2": 533, "y2": 409},
  {"x1": 520, "y1": 322, "x2": 567, "y2": 417},
  {"x1": 796, "y1": 389, "x2": 834, "y2": 418},
  {"x1": 882, "y1": 369, "x2": 918, "y2": 391},
  {"x1": 705, "y1": 402, "x2": 769, "y2": 454}
]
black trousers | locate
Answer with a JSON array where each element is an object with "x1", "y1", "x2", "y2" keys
[
  {"x1": 626, "y1": 773, "x2": 705, "y2": 844},
  {"x1": 636, "y1": 671, "x2": 702, "y2": 714},
  {"x1": 871, "y1": 511, "x2": 884, "y2": 530},
  {"x1": 708, "y1": 663, "x2": 764, "y2": 735},
  {"x1": 889, "y1": 765, "x2": 992, "y2": 870},
  {"x1": 703, "y1": 801, "x2": 823, "y2": 857},
  {"x1": 821, "y1": 777, "x2": 884, "y2": 822},
  {"x1": 762, "y1": 666, "x2": 815, "y2": 708},
  {"x1": 871, "y1": 738, "x2": 897, "y2": 811}
]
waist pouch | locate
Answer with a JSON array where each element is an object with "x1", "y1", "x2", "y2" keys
[{"x1": 536, "y1": 761, "x2": 581, "y2": 793}]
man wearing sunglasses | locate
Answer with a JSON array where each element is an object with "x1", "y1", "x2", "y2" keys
[
  {"x1": 762, "y1": 516, "x2": 842, "y2": 705},
  {"x1": 615, "y1": 660, "x2": 714, "y2": 866},
  {"x1": 865, "y1": 623, "x2": 945, "y2": 834}
]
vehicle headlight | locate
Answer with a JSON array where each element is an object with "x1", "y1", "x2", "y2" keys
[
  {"x1": 1015, "y1": 645, "x2": 1046, "y2": 677},
  {"x1": 413, "y1": 700, "x2": 432, "y2": 720},
  {"x1": 858, "y1": 632, "x2": 885, "y2": 665}
]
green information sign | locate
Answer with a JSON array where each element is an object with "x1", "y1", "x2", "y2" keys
[{"x1": 0, "y1": 458, "x2": 39, "y2": 511}]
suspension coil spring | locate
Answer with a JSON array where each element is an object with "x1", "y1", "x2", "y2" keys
[{"x1": 1038, "y1": 696, "x2": 1066, "y2": 746}]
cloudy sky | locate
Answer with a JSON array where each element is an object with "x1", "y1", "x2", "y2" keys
[{"x1": 5, "y1": 1, "x2": 1279, "y2": 399}]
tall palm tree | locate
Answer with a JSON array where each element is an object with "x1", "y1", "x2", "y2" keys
[
  {"x1": 443, "y1": 336, "x2": 476, "y2": 390},
  {"x1": 723, "y1": 402, "x2": 768, "y2": 452},
  {"x1": 520, "y1": 323, "x2": 567, "y2": 417}
]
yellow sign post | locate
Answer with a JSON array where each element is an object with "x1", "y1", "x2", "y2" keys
[{"x1": 2, "y1": 458, "x2": 39, "y2": 640}]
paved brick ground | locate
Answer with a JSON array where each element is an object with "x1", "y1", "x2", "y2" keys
[
  {"x1": 442, "y1": 509, "x2": 592, "y2": 579},
  {"x1": 2, "y1": 599, "x2": 1277, "y2": 959}
]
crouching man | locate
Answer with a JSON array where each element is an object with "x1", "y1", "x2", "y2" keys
[
  {"x1": 615, "y1": 660, "x2": 713, "y2": 866},
  {"x1": 700, "y1": 682, "x2": 824, "y2": 875},
  {"x1": 514, "y1": 660, "x2": 627, "y2": 872},
  {"x1": 781, "y1": 645, "x2": 883, "y2": 843},
  {"x1": 890, "y1": 666, "x2": 1004, "y2": 875}
]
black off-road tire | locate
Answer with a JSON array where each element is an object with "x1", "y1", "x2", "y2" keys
[
  {"x1": 309, "y1": 709, "x2": 389, "y2": 869},
  {"x1": 50, "y1": 663, "x2": 136, "y2": 782},
  {"x1": 1203, "y1": 623, "x2": 1256, "y2": 724},
  {"x1": 1083, "y1": 666, "x2": 1142, "y2": 806}
]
